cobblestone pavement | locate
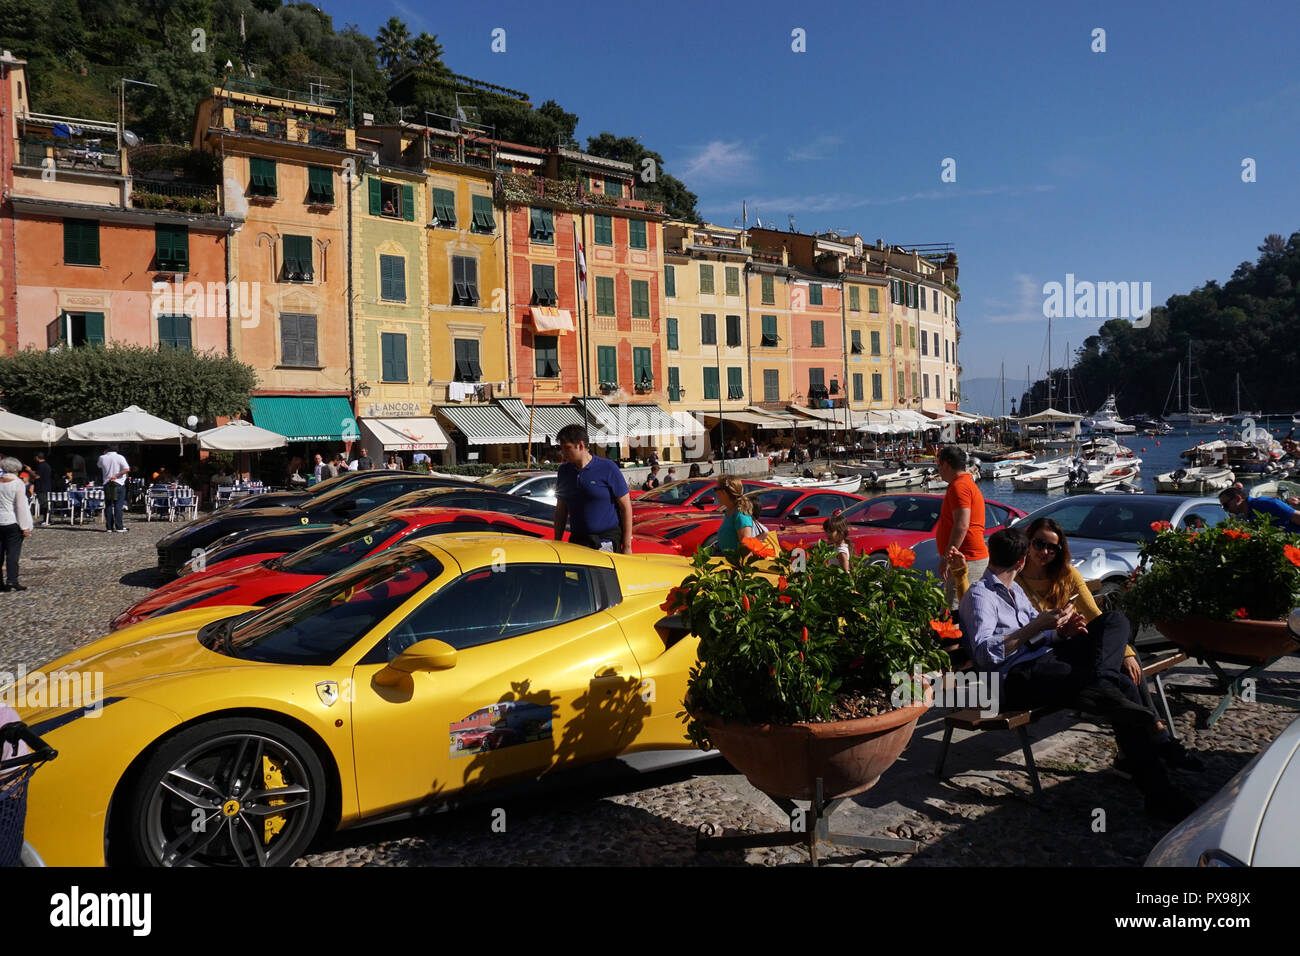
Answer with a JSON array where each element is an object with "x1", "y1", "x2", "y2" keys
[{"x1": 3, "y1": 511, "x2": 1297, "y2": 866}]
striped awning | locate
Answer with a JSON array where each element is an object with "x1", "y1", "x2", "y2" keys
[
  {"x1": 621, "y1": 404, "x2": 688, "y2": 438},
  {"x1": 696, "y1": 409, "x2": 782, "y2": 427},
  {"x1": 573, "y1": 397, "x2": 625, "y2": 444},
  {"x1": 249, "y1": 395, "x2": 355, "y2": 442},
  {"x1": 670, "y1": 411, "x2": 707, "y2": 436},
  {"x1": 496, "y1": 398, "x2": 529, "y2": 429},
  {"x1": 436, "y1": 404, "x2": 529, "y2": 445},
  {"x1": 361, "y1": 417, "x2": 450, "y2": 451}
]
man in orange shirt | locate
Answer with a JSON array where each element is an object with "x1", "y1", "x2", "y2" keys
[{"x1": 935, "y1": 445, "x2": 987, "y2": 609}]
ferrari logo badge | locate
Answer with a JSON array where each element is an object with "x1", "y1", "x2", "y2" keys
[{"x1": 316, "y1": 681, "x2": 340, "y2": 707}]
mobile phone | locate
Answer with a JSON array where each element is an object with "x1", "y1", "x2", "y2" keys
[{"x1": 1026, "y1": 631, "x2": 1051, "y2": 650}]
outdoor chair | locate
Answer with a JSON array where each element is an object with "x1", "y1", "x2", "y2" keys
[
  {"x1": 78, "y1": 487, "x2": 104, "y2": 524},
  {"x1": 173, "y1": 486, "x2": 198, "y2": 521},
  {"x1": 213, "y1": 485, "x2": 235, "y2": 509},
  {"x1": 43, "y1": 491, "x2": 74, "y2": 525},
  {"x1": 145, "y1": 486, "x2": 175, "y2": 522}
]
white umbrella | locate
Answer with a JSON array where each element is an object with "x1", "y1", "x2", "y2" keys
[
  {"x1": 1017, "y1": 407, "x2": 1083, "y2": 424},
  {"x1": 0, "y1": 407, "x2": 65, "y2": 444},
  {"x1": 66, "y1": 404, "x2": 196, "y2": 444},
  {"x1": 197, "y1": 419, "x2": 288, "y2": 452}
]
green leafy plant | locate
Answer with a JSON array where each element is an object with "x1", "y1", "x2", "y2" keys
[
  {"x1": 673, "y1": 543, "x2": 950, "y2": 749},
  {"x1": 1121, "y1": 516, "x2": 1300, "y2": 626}
]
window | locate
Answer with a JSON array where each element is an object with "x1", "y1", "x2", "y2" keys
[
  {"x1": 631, "y1": 279, "x2": 650, "y2": 318},
  {"x1": 629, "y1": 220, "x2": 647, "y2": 249},
  {"x1": 907, "y1": 283, "x2": 917, "y2": 308},
  {"x1": 870, "y1": 330, "x2": 881, "y2": 355},
  {"x1": 851, "y1": 373, "x2": 864, "y2": 402},
  {"x1": 849, "y1": 286, "x2": 860, "y2": 311},
  {"x1": 934, "y1": 331, "x2": 940, "y2": 356},
  {"x1": 594, "y1": 214, "x2": 613, "y2": 245},
  {"x1": 595, "y1": 276, "x2": 615, "y2": 316},
  {"x1": 49, "y1": 311, "x2": 105, "y2": 347},
  {"x1": 431, "y1": 187, "x2": 456, "y2": 226},
  {"x1": 604, "y1": 177, "x2": 623, "y2": 198},
  {"x1": 634, "y1": 347, "x2": 653, "y2": 387},
  {"x1": 913, "y1": 372, "x2": 919, "y2": 396},
  {"x1": 668, "y1": 366, "x2": 682, "y2": 401},
  {"x1": 850, "y1": 329, "x2": 863, "y2": 354},
  {"x1": 923, "y1": 374, "x2": 931, "y2": 398},
  {"x1": 949, "y1": 378, "x2": 955, "y2": 400},
  {"x1": 369, "y1": 179, "x2": 412, "y2": 220},
  {"x1": 379, "y1": 254, "x2": 406, "y2": 301},
  {"x1": 157, "y1": 314, "x2": 191, "y2": 350},
  {"x1": 725, "y1": 314, "x2": 741, "y2": 347},
  {"x1": 829, "y1": 378, "x2": 839, "y2": 396},
  {"x1": 703, "y1": 367, "x2": 719, "y2": 400},
  {"x1": 933, "y1": 289, "x2": 939, "y2": 312},
  {"x1": 808, "y1": 368, "x2": 825, "y2": 394},
  {"x1": 154, "y1": 224, "x2": 188, "y2": 272},
  {"x1": 727, "y1": 367, "x2": 743, "y2": 399},
  {"x1": 872, "y1": 373, "x2": 883, "y2": 401},
  {"x1": 531, "y1": 264, "x2": 557, "y2": 306},
  {"x1": 811, "y1": 320, "x2": 824, "y2": 348},
  {"x1": 700, "y1": 313, "x2": 717, "y2": 346},
  {"x1": 895, "y1": 323, "x2": 903, "y2": 348},
  {"x1": 307, "y1": 166, "x2": 333, "y2": 204},
  {"x1": 534, "y1": 334, "x2": 559, "y2": 377},
  {"x1": 909, "y1": 325, "x2": 916, "y2": 348},
  {"x1": 597, "y1": 345, "x2": 618, "y2": 387},
  {"x1": 809, "y1": 283, "x2": 823, "y2": 305},
  {"x1": 763, "y1": 368, "x2": 780, "y2": 402},
  {"x1": 280, "y1": 313, "x2": 318, "y2": 367},
  {"x1": 452, "y1": 256, "x2": 479, "y2": 306},
  {"x1": 454, "y1": 339, "x2": 482, "y2": 382},
  {"x1": 529, "y1": 207, "x2": 554, "y2": 243},
  {"x1": 249, "y1": 157, "x2": 277, "y2": 197},
  {"x1": 699, "y1": 264, "x2": 714, "y2": 294},
  {"x1": 761, "y1": 273, "x2": 774, "y2": 304},
  {"x1": 869, "y1": 287, "x2": 880, "y2": 313},
  {"x1": 725, "y1": 266, "x2": 740, "y2": 295},
  {"x1": 921, "y1": 331, "x2": 928, "y2": 356},
  {"x1": 666, "y1": 317, "x2": 679, "y2": 350},
  {"x1": 935, "y1": 374, "x2": 941, "y2": 398},
  {"x1": 282, "y1": 235, "x2": 313, "y2": 282},
  {"x1": 665, "y1": 264, "x2": 676, "y2": 298},
  {"x1": 381, "y1": 332, "x2": 408, "y2": 382},
  {"x1": 471, "y1": 194, "x2": 495, "y2": 233},
  {"x1": 761, "y1": 314, "x2": 778, "y2": 347},
  {"x1": 898, "y1": 371, "x2": 906, "y2": 396},
  {"x1": 63, "y1": 219, "x2": 99, "y2": 266}
]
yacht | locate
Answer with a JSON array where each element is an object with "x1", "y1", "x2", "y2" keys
[{"x1": 1083, "y1": 395, "x2": 1137, "y2": 434}]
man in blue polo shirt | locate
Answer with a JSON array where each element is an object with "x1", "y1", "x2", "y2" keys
[
  {"x1": 1219, "y1": 486, "x2": 1300, "y2": 530},
  {"x1": 553, "y1": 424, "x2": 633, "y2": 553}
]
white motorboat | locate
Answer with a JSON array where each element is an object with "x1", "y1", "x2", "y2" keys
[
  {"x1": 1012, "y1": 456, "x2": 1074, "y2": 491},
  {"x1": 1083, "y1": 395, "x2": 1137, "y2": 435},
  {"x1": 1154, "y1": 466, "x2": 1235, "y2": 495},
  {"x1": 980, "y1": 458, "x2": 1027, "y2": 478},
  {"x1": 1250, "y1": 478, "x2": 1300, "y2": 501},
  {"x1": 832, "y1": 460, "x2": 889, "y2": 479},
  {"x1": 928, "y1": 463, "x2": 982, "y2": 490},
  {"x1": 768, "y1": 474, "x2": 864, "y2": 494},
  {"x1": 873, "y1": 467, "x2": 931, "y2": 490}
]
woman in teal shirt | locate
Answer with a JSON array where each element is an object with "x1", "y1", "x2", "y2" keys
[{"x1": 714, "y1": 475, "x2": 756, "y2": 557}]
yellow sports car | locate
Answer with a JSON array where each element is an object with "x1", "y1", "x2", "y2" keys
[{"x1": 13, "y1": 535, "x2": 701, "y2": 866}]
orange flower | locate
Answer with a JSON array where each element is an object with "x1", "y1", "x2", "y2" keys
[
  {"x1": 930, "y1": 619, "x2": 962, "y2": 641},
  {"x1": 741, "y1": 536, "x2": 776, "y2": 558},
  {"x1": 659, "y1": 585, "x2": 688, "y2": 614},
  {"x1": 1223, "y1": 529, "x2": 1251, "y2": 540},
  {"x1": 1284, "y1": 545, "x2": 1300, "y2": 568},
  {"x1": 778, "y1": 576, "x2": 789, "y2": 590},
  {"x1": 886, "y1": 541, "x2": 916, "y2": 568},
  {"x1": 1150, "y1": 520, "x2": 1173, "y2": 532},
  {"x1": 778, "y1": 595, "x2": 793, "y2": 604}
]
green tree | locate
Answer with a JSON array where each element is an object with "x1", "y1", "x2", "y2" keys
[
  {"x1": 410, "y1": 31, "x2": 446, "y2": 71},
  {"x1": 376, "y1": 16, "x2": 410, "y2": 75},
  {"x1": 585, "y1": 131, "x2": 699, "y2": 221}
]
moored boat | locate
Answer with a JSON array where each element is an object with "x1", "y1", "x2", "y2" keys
[
  {"x1": 768, "y1": 474, "x2": 864, "y2": 494},
  {"x1": 1153, "y1": 466, "x2": 1235, "y2": 495}
]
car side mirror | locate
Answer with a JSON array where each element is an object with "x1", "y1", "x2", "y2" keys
[{"x1": 375, "y1": 638, "x2": 459, "y2": 685}]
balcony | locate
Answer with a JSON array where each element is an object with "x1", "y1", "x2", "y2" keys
[
  {"x1": 131, "y1": 178, "x2": 219, "y2": 214},
  {"x1": 19, "y1": 138, "x2": 122, "y2": 174},
  {"x1": 751, "y1": 248, "x2": 783, "y2": 265},
  {"x1": 498, "y1": 173, "x2": 664, "y2": 213}
]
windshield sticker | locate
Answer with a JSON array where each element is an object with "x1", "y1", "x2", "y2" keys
[{"x1": 450, "y1": 700, "x2": 553, "y2": 758}]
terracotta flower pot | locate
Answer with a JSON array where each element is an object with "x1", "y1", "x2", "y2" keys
[
  {"x1": 1155, "y1": 616, "x2": 1299, "y2": 663},
  {"x1": 700, "y1": 692, "x2": 930, "y2": 801}
]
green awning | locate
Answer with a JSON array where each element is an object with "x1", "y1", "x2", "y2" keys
[{"x1": 249, "y1": 396, "x2": 355, "y2": 442}]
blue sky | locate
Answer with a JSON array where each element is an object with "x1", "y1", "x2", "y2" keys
[{"x1": 333, "y1": 0, "x2": 1300, "y2": 390}]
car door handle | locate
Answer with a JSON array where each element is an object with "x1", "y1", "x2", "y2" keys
[{"x1": 594, "y1": 663, "x2": 623, "y2": 678}]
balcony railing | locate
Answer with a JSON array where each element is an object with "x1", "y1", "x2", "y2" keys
[
  {"x1": 19, "y1": 138, "x2": 121, "y2": 173},
  {"x1": 498, "y1": 173, "x2": 664, "y2": 213},
  {"x1": 752, "y1": 248, "x2": 783, "y2": 264},
  {"x1": 132, "y1": 178, "x2": 219, "y2": 214}
]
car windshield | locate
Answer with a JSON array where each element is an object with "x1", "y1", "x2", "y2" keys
[
  {"x1": 844, "y1": 496, "x2": 942, "y2": 531},
  {"x1": 228, "y1": 544, "x2": 443, "y2": 664},
  {"x1": 277, "y1": 517, "x2": 409, "y2": 576},
  {"x1": 638, "y1": 480, "x2": 709, "y2": 504},
  {"x1": 478, "y1": 472, "x2": 534, "y2": 491},
  {"x1": 1024, "y1": 497, "x2": 1181, "y2": 544},
  {"x1": 753, "y1": 488, "x2": 802, "y2": 518}
]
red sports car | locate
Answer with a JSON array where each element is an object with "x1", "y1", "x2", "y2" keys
[
  {"x1": 777, "y1": 493, "x2": 1026, "y2": 562},
  {"x1": 631, "y1": 478, "x2": 773, "y2": 519},
  {"x1": 112, "y1": 507, "x2": 676, "y2": 630},
  {"x1": 635, "y1": 486, "x2": 867, "y2": 556}
]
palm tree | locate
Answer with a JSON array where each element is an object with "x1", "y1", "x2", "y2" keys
[
  {"x1": 411, "y1": 32, "x2": 447, "y2": 72},
  {"x1": 376, "y1": 17, "x2": 412, "y2": 75}
]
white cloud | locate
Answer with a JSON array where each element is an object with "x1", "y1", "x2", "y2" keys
[
  {"x1": 679, "y1": 140, "x2": 756, "y2": 183},
  {"x1": 787, "y1": 135, "x2": 843, "y2": 162},
  {"x1": 983, "y1": 274, "x2": 1048, "y2": 324}
]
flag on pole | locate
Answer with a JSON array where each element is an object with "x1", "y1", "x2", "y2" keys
[{"x1": 575, "y1": 222, "x2": 587, "y2": 301}]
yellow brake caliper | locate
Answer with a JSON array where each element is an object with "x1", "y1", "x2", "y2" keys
[{"x1": 261, "y1": 755, "x2": 288, "y2": 844}]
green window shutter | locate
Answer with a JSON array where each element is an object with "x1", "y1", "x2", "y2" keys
[
  {"x1": 761, "y1": 273, "x2": 774, "y2": 303},
  {"x1": 851, "y1": 329, "x2": 862, "y2": 352},
  {"x1": 155, "y1": 226, "x2": 171, "y2": 267},
  {"x1": 629, "y1": 219, "x2": 646, "y2": 249},
  {"x1": 281, "y1": 314, "x2": 299, "y2": 366},
  {"x1": 703, "y1": 367, "x2": 719, "y2": 400},
  {"x1": 725, "y1": 314, "x2": 740, "y2": 347},
  {"x1": 530, "y1": 207, "x2": 554, "y2": 242},
  {"x1": 250, "y1": 157, "x2": 277, "y2": 196},
  {"x1": 368, "y1": 176, "x2": 382, "y2": 215},
  {"x1": 433, "y1": 188, "x2": 455, "y2": 225},
  {"x1": 849, "y1": 286, "x2": 860, "y2": 311},
  {"x1": 912, "y1": 372, "x2": 919, "y2": 396},
  {"x1": 395, "y1": 333, "x2": 408, "y2": 381},
  {"x1": 172, "y1": 228, "x2": 188, "y2": 270},
  {"x1": 853, "y1": 373, "x2": 863, "y2": 402},
  {"x1": 594, "y1": 215, "x2": 612, "y2": 245},
  {"x1": 381, "y1": 332, "x2": 395, "y2": 381},
  {"x1": 764, "y1": 369, "x2": 779, "y2": 402},
  {"x1": 909, "y1": 326, "x2": 916, "y2": 348},
  {"x1": 664, "y1": 264, "x2": 676, "y2": 298},
  {"x1": 307, "y1": 166, "x2": 333, "y2": 203},
  {"x1": 872, "y1": 374, "x2": 883, "y2": 401},
  {"x1": 381, "y1": 332, "x2": 408, "y2": 381},
  {"x1": 809, "y1": 368, "x2": 825, "y2": 390},
  {"x1": 534, "y1": 335, "x2": 559, "y2": 377},
  {"x1": 596, "y1": 276, "x2": 615, "y2": 315},
  {"x1": 667, "y1": 366, "x2": 681, "y2": 401},
  {"x1": 811, "y1": 321, "x2": 824, "y2": 348},
  {"x1": 158, "y1": 313, "x2": 173, "y2": 347},
  {"x1": 597, "y1": 346, "x2": 617, "y2": 386},
  {"x1": 159, "y1": 314, "x2": 191, "y2": 350},
  {"x1": 761, "y1": 314, "x2": 777, "y2": 346},
  {"x1": 401, "y1": 184, "x2": 415, "y2": 220},
  {"x1": 471, "y1": 194, "x2": 496, "y2": 232},
  {"x1": 634, "y1": 347, "x2": 652, "y2": 386},
  {"x1": 666, "y1": 317, "x2": 678, "y2": 350},
  {"x1": 700, "y1": 314, "x2": 716, "y2": 345},
  {"x1": 604, "y1": 177, "x2": 622, "y2": 198},
  {"x1": 380, "y1": 255, "x2": 406, "y2": 301},
  {"x1": 532, "y1": 264, "x2": 556, "y2": 305},
  {"x1": 631, "y1": 280, "x2": 649, "y2": 318},
  {"x1": 299, "y1": 315, "x2": 318, "y2": 365},
  {"x1": 699, "y1": 264, "x2": 714, "y2": 294},
  {"x1": 869, "y1": 287, "x2": 879, "y2": 312},
  {"x1": 870, "y1": 331, "x2": 880, "y2": 354},
  {"x1": 725, "y1": 267, "x2": 739, "y2": 295},
  {"x1": 64, "y1": 219, "x2": 99, "y2": 266},
  {"x1": 897, "y1": 371, "x2": 905, "y2": 396},
  {"x1": 81, "y1": 312, "x2": 105, "y2": 345},
  {"x1": 726, "y1": 367, "x2": 743, "y2": 399},
  {"x1": 809, "y1": 283, "x2": 823, "y2": 306}
]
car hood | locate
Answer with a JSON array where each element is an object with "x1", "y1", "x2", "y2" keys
[
  {"x1": 131, "y1": 561, "x2": 290, "y2": 611},
  {"x1": 158, "y1": 507, "x2": 303, "y2": 543},
  {"x1": 1061, "y1": 536, "x2": 1142, "y2": 574}
]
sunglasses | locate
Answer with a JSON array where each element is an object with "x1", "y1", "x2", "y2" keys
[{"x1": 1031, "y1": 538, "x2": 1060, "y2": 554}]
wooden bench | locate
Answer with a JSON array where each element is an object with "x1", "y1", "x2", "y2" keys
[{"x1": 932, "y1": 650, "x2": 1188, "y2": 796}]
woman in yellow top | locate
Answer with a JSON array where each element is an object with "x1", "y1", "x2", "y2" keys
[{"x1": 947, "y1": 516, "x2": 1201, "y2": 771}]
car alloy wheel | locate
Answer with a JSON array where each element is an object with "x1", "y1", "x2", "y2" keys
[
  {"x1": 867, "y1": 551, "x2": 890, "y2": 567},
  {"x1": 130, "y1": 718, "x2": 326, "y2": 867}
]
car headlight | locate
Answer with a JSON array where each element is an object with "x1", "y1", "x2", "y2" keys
[{"x1": 145, "y1": 585, "x2": 238, "y2": 620}]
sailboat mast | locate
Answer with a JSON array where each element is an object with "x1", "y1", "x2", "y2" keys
[
  {"x1": 1187, "y1": 341, "x2": 1192, "y2": 413},
  {"x1": 1047, "y1": 316, "x2": 1053, "y2": 409}
]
